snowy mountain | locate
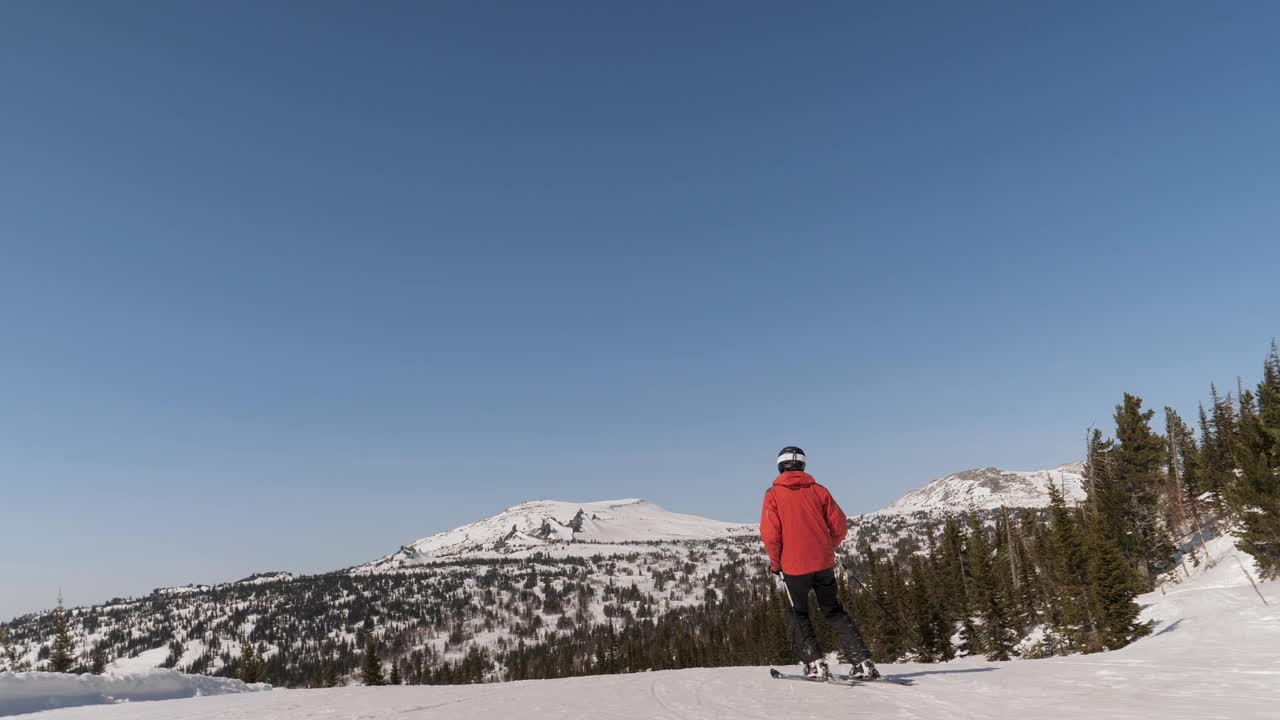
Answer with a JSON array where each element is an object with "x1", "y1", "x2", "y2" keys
[
  {"x1": 877, "y1": 463, "x2": 1086, "y2": 516},
  {"x1": 360, "y1": 498, "x2": 754, "y2": 571},
  {"x1": 364, "y1": 463, "x2": 1083, "y2": 573}
]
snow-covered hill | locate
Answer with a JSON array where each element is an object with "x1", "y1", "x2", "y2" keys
[
  {"x1": 878, "y1": 463, "x2": 1086, "y2": 515},
  {"x1": 360, "y1": 498, "x2": 753, "y2": 571},
  {"x1": 13, "y1": 532, "x2": 1276, "y2": 720}
]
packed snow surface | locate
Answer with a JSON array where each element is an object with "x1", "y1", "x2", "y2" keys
[
  {"x1": 880, "y1": 462, "x2": 1087, "y2": 515},
  {"x1": 362, "y1": 498, "x2": 753, "y2": 570},
  {"x1": 16, "y1": 533, "x2": 1277, "y2": 720},
  {"x1": 0, "y1": 670, "x2": 265, "y2": 717}
]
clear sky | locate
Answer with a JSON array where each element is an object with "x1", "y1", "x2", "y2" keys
[{"x1": 2, "y1": 1, "x2": 1278, "y2": 619}]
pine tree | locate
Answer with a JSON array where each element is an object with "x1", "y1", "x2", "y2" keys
[
  {"x1": 1168, "y1": 406, "x2": 1212, "y2": 568},
  {"x1": 389, "y1": 660, "x2": 402, "y2": 685},
  {"x1": 321, "y1": 654, "x2": 339, "y2": 687},
  {"x1": 239, "y1": 639, "x2": 264, "y2": 683},
  {"x1": 1227, "y1": 344, "x2": 1280, "y2": 578},
  {"x1": 907, "y1": 556, "x2": 951, "y2": 662},
  {"x1": 964, "y1": 512, "x2": 1017, "y2": 661},
  {"x1": 1111, "y1": 394, "x2": 1175, "y2": 584},
  {"x1": 1083, "y1": 430, "x2": 1120, "y2": 538},
  {"x1": 1044, "y1": 482, "x2": 1097, "y2": 652},
  {"x1": 935, "y1": 517, "x2": 974, "y2": 655},
  {"x1": 1202, "y1": 385, "x2": 1239, "y2": 504},
  {"x1": 1084, "y1": 511, "x2": 1148, "y2": 649},
  {"x1": 1260, "y1": 341, "x2": 1280, "y2": 461},
  {"x1": 91, "y1": 648, "x2": 107, "y2": 675},
  {"x1": 1010, "y1": 511, "x2": 1041, "y2": 627},
  {"x1": 257, "y1": 642, "x2": 271, "y2": 683},
  {"x1": 1163, "y1": 407, "x2": 1192, "y2": 535},
  {"x1": 1, "y1": 627, "x2": 29, "y2": 672},
  {"x1": 361, "y1": 611, "x2": 385, "y2": 686},
  {"x1": 48, "y1": 595, "x2": 77, "y2": 673},
  {"x1": 993, "y1": 507, "x2": 1031, "y2": 634},
  {"x1": 850, "y1": 544, "x2": 906, "y2": 661},
  {"x1": 762, "y1": 583, "x2": 792, "y2": 665}
]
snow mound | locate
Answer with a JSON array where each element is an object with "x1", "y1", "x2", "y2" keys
[
  {"x1": 879, "y1": 463, "x2": 1086, "y2": 515},
  {"x1": 0, "y1": 669, "x2": 267, "y2": 717},
  {"x1": 361, "y1": 498, "x2": 754, "y2": 570}
]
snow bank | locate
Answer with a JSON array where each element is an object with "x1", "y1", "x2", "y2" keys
[{"x1": 0, "y1": 669, "x2": 267, "y2": 717}]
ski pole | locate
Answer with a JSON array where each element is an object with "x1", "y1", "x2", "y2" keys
[{"x1": 773, "y1": 570, "x2": 795, "y2": 607}]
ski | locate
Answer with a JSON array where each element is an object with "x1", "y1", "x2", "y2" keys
[
  {"x1": 768, "y1": 668, "x2": 862, "y2": 686},
  {"x1": 769, "y1": 668, "x2": 912, "y2": 687}
]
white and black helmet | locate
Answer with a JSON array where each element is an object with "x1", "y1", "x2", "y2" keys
[{"x1": 777, "y1": 446, "x2": 806, "y2": 474}]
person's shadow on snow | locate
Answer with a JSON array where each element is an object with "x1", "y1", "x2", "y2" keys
[{"x1": 884, "y1": 667, "x2": 999, "y2": 684}]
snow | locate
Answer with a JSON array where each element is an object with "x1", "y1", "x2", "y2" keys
[
  {"x1": 360, "y1": 498, "x2": 754, "y2": 571},
  {"x1": 175, "y1": 640, "x2": 207, "y2": 671},
  {"x1": 103, "y1": 649, "x2": 169, "y2": 676},
  {"x1": 234, "y1": 572, "x2": 293, "y2": 586},
  {"x1": 154, "y1": 585, "x2": 208, "y2": 596},
  {"x1": 879, "y1": 463, "x2": 1087, "y2": 515},
  {"x1": 14, "y1": 532, "x2": 1277, "y2": 720},
  {"x1": 0, "y1": 670, "x2": 266, "y2": 717}
]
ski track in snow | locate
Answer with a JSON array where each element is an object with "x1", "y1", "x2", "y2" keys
[{"x1": 8, "y1": 535, "x2": 1276, "y2": 720}]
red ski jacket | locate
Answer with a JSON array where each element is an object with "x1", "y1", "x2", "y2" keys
[{"x1": 760, "y1": 471, "x2": 849, "y2": 576}]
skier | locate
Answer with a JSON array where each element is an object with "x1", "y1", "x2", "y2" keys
[{"x1": 760, "y1": 446, "x2": 879, "y2": 681}]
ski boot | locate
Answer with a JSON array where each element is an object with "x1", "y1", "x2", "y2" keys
[
  {"x1": 803, "y1": 659, "x2": 830, "y2": 681},
  {"x1": 850, "y1": 659, "x2": 880, "y2": 681}
]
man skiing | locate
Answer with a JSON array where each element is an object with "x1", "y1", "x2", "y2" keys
[{"x1": 760, "y1": 446, "x2": 879, "y2": 681}]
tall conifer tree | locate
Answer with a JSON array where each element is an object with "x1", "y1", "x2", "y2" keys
[
  {"x1": 48, "y1": 595, "x2": 76, "y2": 673},
  {"x1": 1111, "y1": 394, "x2": 1174, "y2": 584},
  {"x1": 1045, "y1": 483, "x2": 1097, "y2": 652},
  {"x1": 361, "y1": 611, "x2": 385, "y2": 686},
  {"x1": 964, "y1": 512, "x2": 1017, "y2": 661},
  {"x1": 239, "y1": 639, "x2": 264, "y2": 683},
  {"x1": 1227, "y1": 345, "x2": 1280, "y2": 578},
  {"x1": 1085, "y1": 511, "x2": 1147, "y2": 649}
]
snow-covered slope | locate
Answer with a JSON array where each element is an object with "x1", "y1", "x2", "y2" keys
[
  {"x1": 361, "y1": 498, "x2": 753, "y2": 571},
  {"x1": 879, "y1": 463, "x2": 1086, "y2": 515},
  {"x1": 19, "y1": 532, "x2": 1277, "y2": 720}
]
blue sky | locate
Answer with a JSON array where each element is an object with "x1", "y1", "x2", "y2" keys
[{"x1": 2, "y1": 1, "x2": 1278, "y2": 619}]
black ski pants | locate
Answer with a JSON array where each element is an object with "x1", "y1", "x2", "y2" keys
[{"x1": 782, "y1": 568, "x2": 872, "y2": 664}]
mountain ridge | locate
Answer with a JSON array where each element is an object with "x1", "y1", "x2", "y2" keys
[
  {"x1": 875, "y1": 462, "x2": 1086, "y2": 516},
  {"x1": 360, "y1": 461, "x2": 1085, "y2": 573},
  {"x1": 360, "y1": 497, "x2": 755, "y2": 573}
]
